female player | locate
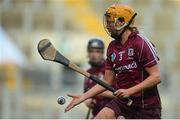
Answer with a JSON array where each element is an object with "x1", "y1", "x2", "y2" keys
[{"x1": 65, "y1": 4, "x2": 161, "y2": 119}]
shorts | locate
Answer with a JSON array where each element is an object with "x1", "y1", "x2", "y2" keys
[{"x1": 105, "y1": 98, "x2": 161, "y2": 119}]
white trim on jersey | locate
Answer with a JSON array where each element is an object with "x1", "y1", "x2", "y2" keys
[
  {"x1": 138, "y1": 34, "x2": 158, "y2": 63},
  {"x1": 139, "y1": 39, "x2": 144, "y2": 62}
]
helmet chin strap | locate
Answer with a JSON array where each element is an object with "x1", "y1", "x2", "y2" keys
[
  {"x1": 115, "y1": 23, "x2": 127, "y2": 30},
  {"x1": 114, "y1": 13, "x2": 137, "y2": 40}
]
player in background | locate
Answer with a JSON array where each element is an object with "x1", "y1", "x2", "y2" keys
[
  {"x1": 84, "y1": 38, "x2": 115, "y2": 118},
  {"x1": 65, "y1": 4, "x2": 161, "y2": 119}
]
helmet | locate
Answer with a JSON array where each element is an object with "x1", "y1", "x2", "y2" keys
[
  {"x1": 87, "y1": 38, "x2": 104, "y2": 52},
  {"x1": 103, "y1": 4, "x2": 137, "y2": 39},
  {"x1": 105, "y1": 4, "x2": 135, "y2": 23},
  {"x1": 105, "y1": 4, "x2": 136, "y2": 29}
]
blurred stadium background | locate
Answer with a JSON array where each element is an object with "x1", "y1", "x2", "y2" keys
[{"x1": 0, "y1": 0, "x2": 180, "y2": 118}]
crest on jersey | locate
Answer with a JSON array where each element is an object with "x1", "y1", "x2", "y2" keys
[
  {"x1": 111, "y1": 52, "x2": 116, "y2": 62},
  {"x1": 128, "y1": 48, "x2": 134, "y2": 56}
]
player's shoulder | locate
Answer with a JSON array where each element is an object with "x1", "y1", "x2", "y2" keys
[
  {"x1": 133, "y1": 33, "x2": 145, "y2": 43},
  {"x1": 106, "y1": 40, "x2": 117, "y2": 55},
  {"x1": 108, "y1": 39, "x2": 118, "y2": 47},
  {"x1": 107, "y1": 40, "x2": 118, "y2": 51},
  {"x1": 132, "y1": 32, "x2": 148, "y2": 48}
]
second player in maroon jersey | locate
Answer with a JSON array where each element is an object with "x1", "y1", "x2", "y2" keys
[{"x1": 84, "y1": 38, "x2": 114, "y2": 117}]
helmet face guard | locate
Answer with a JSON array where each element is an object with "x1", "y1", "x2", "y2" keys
[
  {"x1": 103, "y1": 4, "x2": 137, "y2": 40},
  {"x1": 103, "y1": 12, "x2": 137, "y2": 39},
  {"x1": 103, "y1": 13, "x2": 123, "y2": 39}
]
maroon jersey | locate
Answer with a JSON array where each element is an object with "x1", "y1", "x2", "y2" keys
[
  {"x1": 106, "y1": 31, "x2": 161, "y2": 109},
  {"x1": 84, "y1": 61, "x2": 112, "y2": 116}
]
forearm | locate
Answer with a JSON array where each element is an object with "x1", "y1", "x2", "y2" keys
[
  {"x1": 98, "y1": 91, "x2": 115, "y2": 98},
  {"x1": 83, "y1": 84, "x2": 106, "y2": 100},
  {"x1": 83, "y1": 70, "x2": 115, "y2": 100},
  {"x1": 128, "y1": 74, "x2": 161, "y2": 95}
]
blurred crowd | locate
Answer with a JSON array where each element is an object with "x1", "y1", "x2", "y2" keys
[{"x1": 0, "y1": 0, "x2": 180, "y2": 118}]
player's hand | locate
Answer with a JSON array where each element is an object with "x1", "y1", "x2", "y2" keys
[
  {"x1": 65, "y1": 94, "x2": 85, "y2": 112},
  {"x1": 113, "y1": 89, "x2": 130, "y2": 98},
  {"x1": 84, "y1": 99, "x2": 96, "y2": 108}
]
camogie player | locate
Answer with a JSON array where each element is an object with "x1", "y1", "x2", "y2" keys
[
  {"x1": 84, "y1": 38, "x2": 115, "y2": 118},
  {"x1": 65, "y1": 4, "x2": 161, "y2": 119}
]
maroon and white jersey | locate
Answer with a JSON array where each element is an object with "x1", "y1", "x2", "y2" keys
[
  {"x1": 84, "y1": 61, "x2": 112, "y2": 116},
  {"x1": 106, "y1": 31, "x2": 161, "y2": 108}
]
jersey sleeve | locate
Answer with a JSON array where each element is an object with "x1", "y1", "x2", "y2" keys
[
  {"x1": 105, "y1": 42, "x2": 114, "y2": 70},
  {"x1": 137, "y1": 38, "x2": 159, "y2": 68}
]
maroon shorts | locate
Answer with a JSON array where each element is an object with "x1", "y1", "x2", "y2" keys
[{"x1": 105, "y1": 98, "x2": 161, "y2": 119}]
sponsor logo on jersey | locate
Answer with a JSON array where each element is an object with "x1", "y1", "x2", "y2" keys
[{"x1": 114, "y1": 61, "x2": 137, "y2": 73}]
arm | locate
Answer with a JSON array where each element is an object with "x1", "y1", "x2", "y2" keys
[
  {"x1": 83, "y1": 70, "x2": 115, "y2": 100},
  {"x1": 128, "y1": 64, "x2": 161, "y2": 95},
  {"x1": 65, "y1": 42, "x2": 115, "y2": 112},
  {"x1": 127, "y1": 38, "x2": 161, "y2": 95},
  {"x1": 114, "y1": 64, "x2": 161, "y2": 98},
  {"x1": 114, "y1": 38, "x2": 161, "y2": 98},
  {"x1": 65, "y1": 70, "x2": 115, "y2": 112},
  {"x1": 98, "y1": 91, "x2": 116, "y2": 98}
]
